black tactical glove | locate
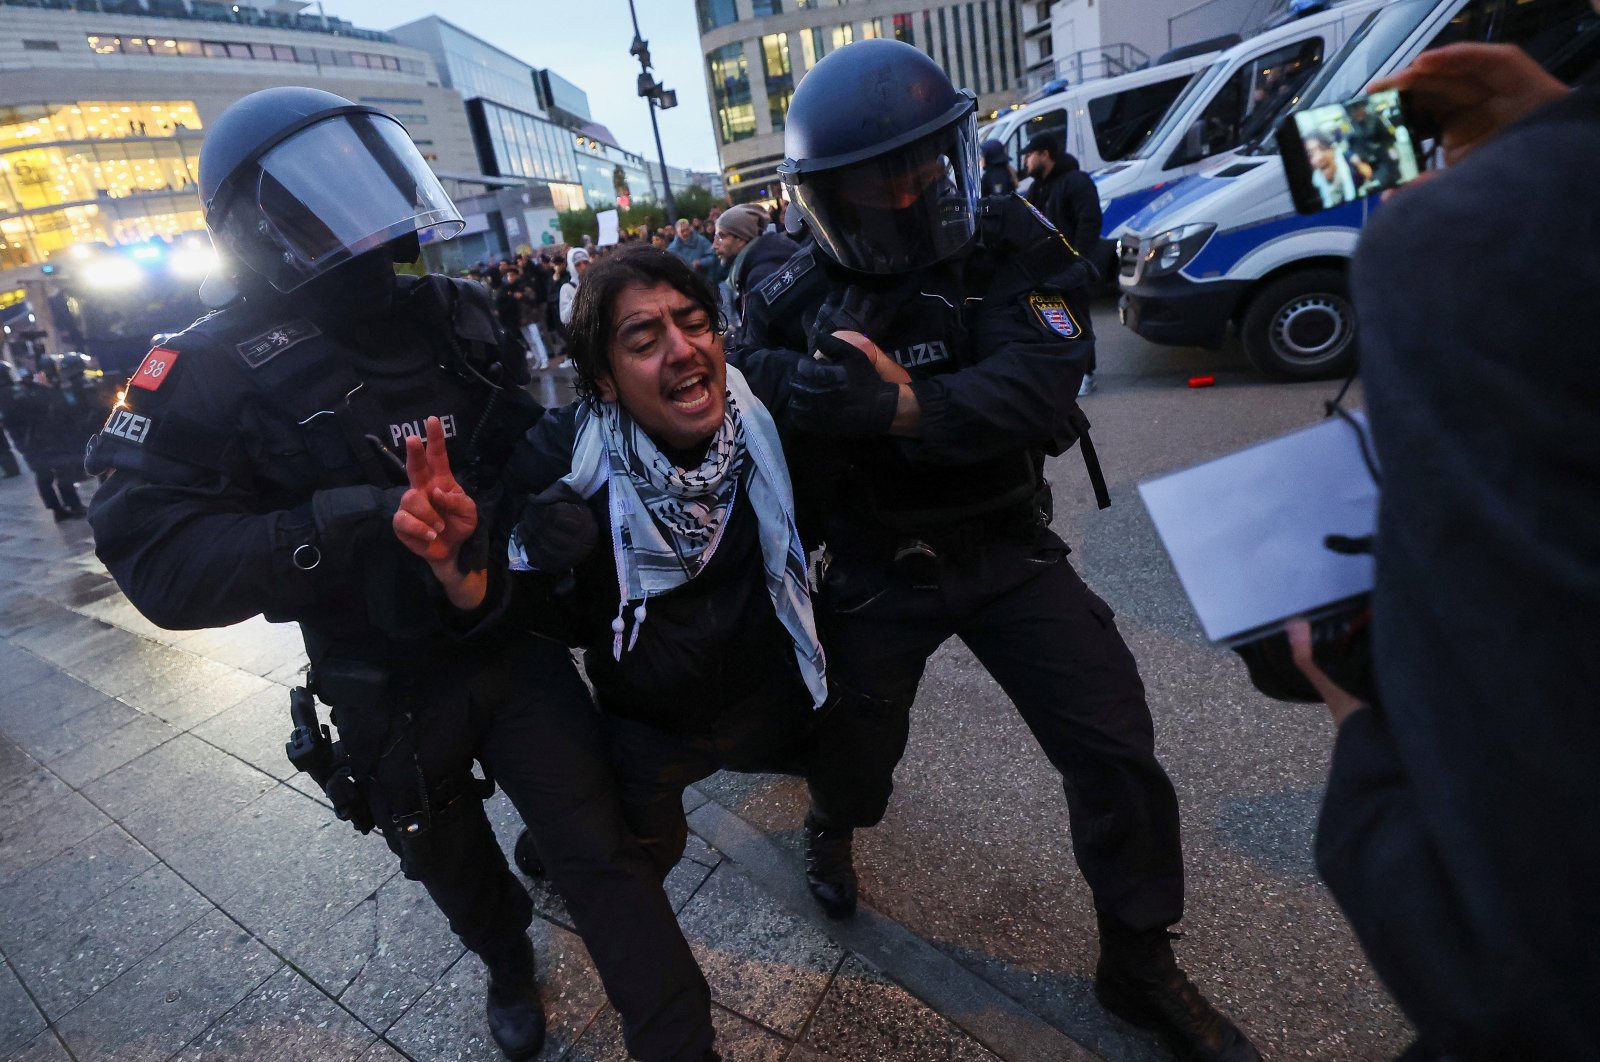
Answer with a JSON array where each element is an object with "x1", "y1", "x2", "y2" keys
[
  {"x1": 790, "y1": 333, "x2": 901, "y2": 438},
  {"x1": 811, "y1": 285, "x2": 890, "y2": 341},
  {"x1": 516, "y1": 481, "x2": 599, "y2": 573}
]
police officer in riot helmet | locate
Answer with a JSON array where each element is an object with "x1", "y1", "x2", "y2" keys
[
  {"x1": 729, "y1": 40, "x2": 1260, "y2": 1062},
  {"x1": 86, "y1": 88, "x2": 714, "y2": 1062},
  {"x1": 1, "y1": 357, "x2": 28, "y2": 479}
]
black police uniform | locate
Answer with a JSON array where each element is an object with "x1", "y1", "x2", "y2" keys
[
  {"x1": 731, "y1": 192, "x2": 1186, "y2": 937},
  {"x1": 86, "y1": 275, "x2": 712, "y2": 1061},
  {"x1": 9, "y1": 370, "x2": 95, "y2": 517},
  {"x1": 0, "y1": 364, "x2": 21, "y2": 479}
]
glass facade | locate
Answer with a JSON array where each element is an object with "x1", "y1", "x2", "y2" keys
[
  {"x1": 751, "y1": 0, "x2": 782, "y2": 14},
  {"x1": 439, "y1": 24, "x2": 544, "y2": 115},
  {"x1": 760, "y1": 33, "x2": 794, "y2": 132},
  {"x1": 708, "y1": 43, "x2": 756, "y2": 144},
  {"x1": 574, "y1": 144, "x2": 653, "y2": 209},
  {"x1": 0, "y1": 101, "x2": 208, "y2": 269},
  {"x1": 83, "y1": 32, "x2": 425, "y2": 74},
  {"x1": 479, "y1": 100, "x2": 579, "y2": 184},
  {"x1": 696, "y1": 0, "x2": 739, "y2": 34}
]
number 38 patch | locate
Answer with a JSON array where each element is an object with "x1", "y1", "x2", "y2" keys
[
  {"x1": 1026, "y1": 293, "x2": 1082, "y2": 340},
  {"x1": 128, "y1": 346, "x2": 179, "y2": 392}
]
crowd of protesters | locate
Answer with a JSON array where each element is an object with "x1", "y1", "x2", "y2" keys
[{"x1": 465, "y1": 205, "x2": 795, "y2": 376}]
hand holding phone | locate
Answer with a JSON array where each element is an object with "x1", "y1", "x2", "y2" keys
[
  {"x1": 1369, "y1": 43, "x2": 1569, "y2": 168},
  {"x1": 1277, "y1": 88, "x2": 1429, "y2": 214}
]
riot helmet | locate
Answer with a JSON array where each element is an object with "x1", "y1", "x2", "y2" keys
[
  {"x1": 198, "y1": 87, "x2": 462, "y2": 298},
  {"x1": 779, "y1": 40, "x2": 979, "y2": 275}
]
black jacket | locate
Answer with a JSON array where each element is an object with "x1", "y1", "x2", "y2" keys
[
  {"x1": 981, "y1": 162, "x2": 1017, "y2": 197},
  {"x1": 501, "y1": 366, "x2": 805, "y2": 732},
  {"x1": 1322, "y1": 86, "x2": 1600, "y2": 1058},
  {"x1": 6, "y1": 379, "x2": 103, "y2": 465},
  {"x1": 728, "y1": 195, "x2": 1095, "y2": 554},
  {"x1": 733, "y1": 232, "x2": 800, "y2": 302},
  {"x1": 86, "y1": 275, "x2": 540, "y2": 666},
  {"x1": 1026, "y1": 156, "x2": 1103, "y2": 257}
]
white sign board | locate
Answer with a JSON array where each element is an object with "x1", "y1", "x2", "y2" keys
[
  {"x1": 1138, "y1": 413, "x2": 1379, "y2": 645},
  {"x1": 596, "y1": 209, "x2": 620, "y2": 247}
]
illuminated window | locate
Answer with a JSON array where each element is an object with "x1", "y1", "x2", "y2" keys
[
  {"x1": 893, "y1": 14, "x2": 915, "y2": 46},
  {"x1": 707, "y1": 43, "x2": 755, "y2": 144},
  {"x1": 800, "y1": 24, "x2": 853, "y2": 67},
  {"x1": 697, "y1": 0, "x2": 739, "y2": 31},
  {"x1": 761, "y1": 33, "x2": 793, "y2": 131},
  {"x1": 862, "y1": 19, "x2": 884, "y2": 40}
]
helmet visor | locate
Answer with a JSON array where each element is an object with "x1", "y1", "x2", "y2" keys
[
  {"x1": 215, "y1": 112, "x2": 462, "y2": 293},
  {"x1": 788, "y1": 114, "x2": 979, "y2": 274}
]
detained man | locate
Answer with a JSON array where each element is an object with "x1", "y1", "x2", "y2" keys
[{"x1": 393, "y1": 247, "x2": 846, "y2": 1058}]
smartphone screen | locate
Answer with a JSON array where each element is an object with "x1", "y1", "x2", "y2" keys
[{"x1": 1277, "y1": 88, "x2": 1427, "y2": 214}]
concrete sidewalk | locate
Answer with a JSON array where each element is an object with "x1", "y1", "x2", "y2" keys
[{"x1": 0, "y1": 470, "x2": 1093, "y2": 1062}]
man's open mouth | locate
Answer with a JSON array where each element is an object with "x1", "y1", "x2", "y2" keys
[{"x1": 669, "y1": 373, "x2": 712, "y2": 412}]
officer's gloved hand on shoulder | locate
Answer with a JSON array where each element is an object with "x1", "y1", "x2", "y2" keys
[
  {"x1": 517, "y1": 482, "x2": 598, "y2": 574},
  {"x1": 791, "y1": 333, "x2": 901, "y2": 438}
]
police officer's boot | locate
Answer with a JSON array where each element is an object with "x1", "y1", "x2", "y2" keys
[
  {"x1": 803, "y1": 814, "x2": 858, "y2": 920},
  {"x1": 481, "y1": 933, "x2": 545, "y2": 1061},
  {"x1": 1093, "y1": 918, "x2": 1260, "y2": 1062}
]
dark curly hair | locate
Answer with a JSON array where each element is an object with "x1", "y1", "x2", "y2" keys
[{"x1": 566, "y1": 244, "x2": 724, "y2": 408}]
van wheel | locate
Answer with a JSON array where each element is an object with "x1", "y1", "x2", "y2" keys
[{"x1": 1240, "y1": 269, "x2": 1358, "y2": 379}]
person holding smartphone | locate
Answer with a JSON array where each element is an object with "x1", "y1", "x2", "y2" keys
[{"x1": 1290, "y1": 40, "x2": 1599, "y2": 1060}]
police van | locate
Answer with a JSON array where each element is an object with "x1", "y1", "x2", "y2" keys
[
  {"x1": 1093, "y1": 0, "x2": 1389, "y2": 249},
  {"x1": 1115, "y1": 0, "x2": 1600, "y2": 378},
  {"x1": 979, "y1": 54, "x2": 1218, "y2": 273}
]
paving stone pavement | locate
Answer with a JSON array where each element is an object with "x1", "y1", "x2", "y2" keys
[{"x1": 0, "y1": 472, "x2": 1067, "y2": 1061}]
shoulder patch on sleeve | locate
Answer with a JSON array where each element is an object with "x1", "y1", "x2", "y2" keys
[
  {"x1": 234, "y1": 319, "x2": 321, "y2": 369},
  {"x1": 128, "y1": 346, "x2": 180, "y2": 392},
  {"x1": 1019, "y1": 195, "x2": 1059, "y2": 234},
  {"x1": 1025, "y1": 292, "x2": 1082, "y2": 339},
  {"x1": 100, "y1": 405, "x2": 157, "y2": 446},
  {"x1": 756, "y1": 251, "x2": 815, "y2": 304}
]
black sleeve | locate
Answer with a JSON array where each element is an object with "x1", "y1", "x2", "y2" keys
[
  {"x1": 86, "y1": 338, "x2": 404, "y2": 632},
  {"x1": 1067, "y1": 173, "x2": 1103, "y2": 257},
  {"x1": 1316, "y1": 706, "x2": 1542, "y2": 1052},
  {"x1": 724, "y1": 253, "x2": 817, "y2": 416},
  {"x1": 903, "y1": 202, "x2": 1092, "y2": 464},
  {"x1": 87, "y1": 397, "x2": 330, "y2": 633}
]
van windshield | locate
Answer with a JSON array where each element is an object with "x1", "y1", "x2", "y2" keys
[
  {"x1": 1243, "y1": 0, "x2": 1439, "y2": 155},
  {"x1": 1129, "y1": 61, "x2": 1226, "y2": 160}
]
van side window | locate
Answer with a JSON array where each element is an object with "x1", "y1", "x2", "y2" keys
[
  {"x1": 1169, "y1": 38, "x2": 1325, "y2": 168},
  {"x1": 1429, "y1": 0, "x2": 1600, "y2": 82},
  {"x1": 1087, "y1": 75, "x2": 1193, "y2": 162},
  {"x1": 1012, "y1": 108, "x2": 1068, "y2": 169}
]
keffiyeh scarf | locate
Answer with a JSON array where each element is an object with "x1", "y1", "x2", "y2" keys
[{"x1": 520, "y1": 365, "x2": 827, "y2": 709}]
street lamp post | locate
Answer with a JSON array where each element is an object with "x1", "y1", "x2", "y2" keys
[{"x1": 626, "y1": 0, "x2": 678, "y2": 222}]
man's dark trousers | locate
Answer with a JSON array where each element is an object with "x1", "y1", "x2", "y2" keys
[
  {"x1": 808, "y1": 529, "x2": 1186, "y2": 932},
  {"x1": 336, "y1": 637, "x2": 713, "y2": 1061}
]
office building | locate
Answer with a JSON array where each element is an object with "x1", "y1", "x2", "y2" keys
[
  {"x1": 389, "y1": 16, "x2": 658, "y2": 215},
  {"x1": 697, "y1": 0, "x2": 1035, "y2": 201},
  {"x1": 0, "y1": 1, "x2": 479, "y2": 277}
]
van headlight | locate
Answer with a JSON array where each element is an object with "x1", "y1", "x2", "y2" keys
[{"x1": 1142, "y1": 223, "x2": 1215, "y2": 278}]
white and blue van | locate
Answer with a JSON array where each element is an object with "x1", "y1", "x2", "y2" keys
[
  {"x1": 978, "y1": 54, "x2": 1219, "y2": 274},
  {"x1": 1116, "y1": 0, "x2": 1600, "y2": 378},
  {"x1": 1092, "y1": 0, "x2": 1390, "y2": 255}
]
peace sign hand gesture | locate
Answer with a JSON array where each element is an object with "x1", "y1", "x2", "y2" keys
[{"x1": 392, "y1": 416, "x2": 488, "y2": 610}]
